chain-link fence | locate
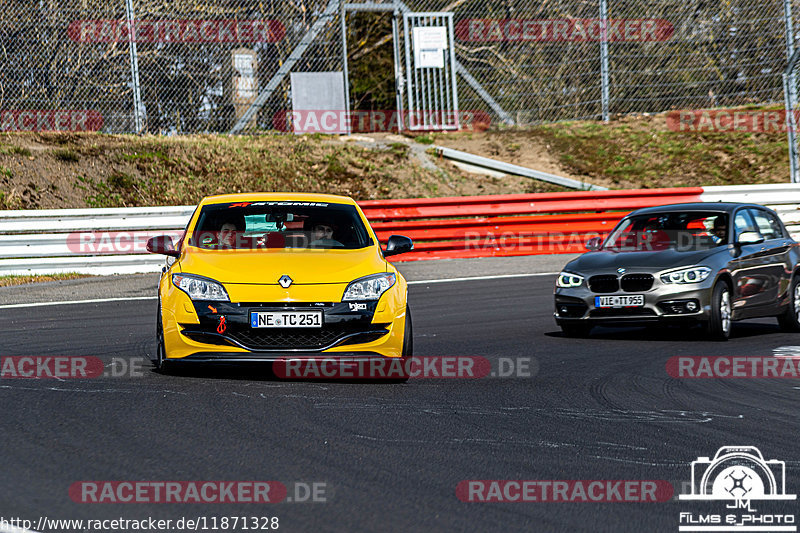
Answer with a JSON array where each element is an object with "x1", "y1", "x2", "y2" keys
[{"x1": 0, "y1": 0, "x2": 797, "y2": 135}]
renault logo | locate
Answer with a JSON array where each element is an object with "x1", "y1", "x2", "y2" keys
[{"x1": 278, "y1": 275, "x2": 293, "y2": 288}]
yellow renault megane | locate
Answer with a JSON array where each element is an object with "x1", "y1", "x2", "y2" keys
[{"x1": 146, "y1": 193, "x2": 414, "y2": 373}]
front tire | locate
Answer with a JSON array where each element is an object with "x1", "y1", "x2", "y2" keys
[
  {"x1": 777, "y1": 276, "x2": 800, "y2": 332},
  {"x1": 707, "y1": 282, "x2": 732, "y2": 341},
  {"x1": 155, "y1": 304, "x2": 173, "y2": 374},
  {"x1": 389, "y1": 305, "x2": 413, "y2": 384}
]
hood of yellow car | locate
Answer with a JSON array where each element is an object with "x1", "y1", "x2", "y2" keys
[{"x1": 178, "y1": 247, "x2": 387, "y2": 285}]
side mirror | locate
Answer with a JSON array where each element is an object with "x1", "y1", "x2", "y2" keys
[
  {"x1": 585, "y1": 236, "x2": 602, "y2": 251},
  {"x1": 384, "y1": 235, "x2": 414, "y2": 257},
  {"x1": 737, "y1": 231, "x2": 764, "y2": 245},
  {"x1": 146, "y1": 235, "x2": 180, "y2": 257}
]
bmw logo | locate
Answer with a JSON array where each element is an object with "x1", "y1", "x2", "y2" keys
[{"x1": 617, "y1": 268, "x2": 626, "y2": 274}]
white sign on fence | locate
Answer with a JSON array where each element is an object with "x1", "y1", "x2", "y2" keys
[{"x1": 413, "y1": 26, "x2": 447, "y2": 69}]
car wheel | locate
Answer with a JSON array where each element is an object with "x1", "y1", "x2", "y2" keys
[
  {"x1": 560, "y1": 322, "x2": 592, "y2": 338},
  {"x1": 707, "y1": 282, "x2": 732, "y2": 341},
  {"x1": 389, "y1": 305, "x2": 413, "y2": 384},
  {"x1": 155, "y1": 304, "x2": 173, "y2": 374},
  {"x1": 777, "y1": 276, "x2": 800, "y2": 332}
]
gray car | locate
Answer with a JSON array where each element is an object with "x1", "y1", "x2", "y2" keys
[{"x1": 554, "y1": 202, "x2": 800, "y2": 340}]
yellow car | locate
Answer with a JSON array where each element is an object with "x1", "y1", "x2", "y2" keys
[{"x1": 146, "y1": 193, "x2": 414, "y2": 375}]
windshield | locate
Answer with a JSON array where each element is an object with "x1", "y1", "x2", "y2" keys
[
  {"x1": 189, "y1": 201, "x2": 373, "y2": 250},
  {"x1": 603, "y1": 211, "x2": 729, "y2": 252}
]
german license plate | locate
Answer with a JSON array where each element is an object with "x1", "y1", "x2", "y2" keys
[
  {"x1": 250, "y1": 310, "x2": 322, "y2": 328},
  {"x1": 594, "y1": 295, "x2": 644, "y2": 308}
]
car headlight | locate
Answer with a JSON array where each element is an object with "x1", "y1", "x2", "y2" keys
[
  {"x1": 660, "y1": 267, "x2": 712, "y2": 284},
  {"x1": 343, "y1": 273, "x2": 396, "y2": 301},
  {"x1": 556, "y1": 272, "x2": 584, "y2": 288},
  {"x1": 172, "y1": 274, "x2": 229, "y2": 301}
]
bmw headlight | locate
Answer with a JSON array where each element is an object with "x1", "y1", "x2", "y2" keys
[
  {"x1": 660, "y1": 266, "x2": 711, "y2": 284},
  {"x1": 556, "y1": 272, "x2": 584, "y2": 288},
  {"x1": 172, "y1": 273, "x2": 229, "y2": 301},
  {"x1": 343, "y1": 273, "x2": 396, "y2": 301}
]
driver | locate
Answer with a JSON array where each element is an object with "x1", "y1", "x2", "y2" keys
[
  {"x1": 711, "y1": 217, "x2": 727, "y2": 244},
  {"x1": 218, "y1": 214, "x2": 245, "y2": 248},
  {"x1": 641, "y1": 220, "x2": 670, "y2": 249},
  {"x1": 309, "y1": 219, "x2": 343, "y2": 247}
]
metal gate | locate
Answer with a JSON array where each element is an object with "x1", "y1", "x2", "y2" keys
[{"x1": 401, "y1": 12, "x2": 459, "y2": 131}]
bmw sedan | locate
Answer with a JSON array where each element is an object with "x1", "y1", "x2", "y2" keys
[
  {"x1": 146, "y1": 193, "x2": 414, "y2": 371},
  {"x1": 554, "y1": 202, "x2": 800, "y2": 340}
]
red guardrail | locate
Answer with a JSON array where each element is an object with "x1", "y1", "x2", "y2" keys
[{"x1": 362, "y1": 187, "x2": 704, "y2": 261}]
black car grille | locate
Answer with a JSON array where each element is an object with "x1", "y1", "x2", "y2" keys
[
  {"x1": 590, "y1": 308, "x2": 657, "y2": 318},
  {"x1": 229, "y1": 328, "x2": 345, "y2": 349},
  {"x1": 589, "y1": 275, "x2": 619, "y2": 293},
  {"x1": 183, "y1": 324, "x2": 390, "y2": 351},
  {"x1": 620, "y1": 274, "x2": 654, "y2": 292}
]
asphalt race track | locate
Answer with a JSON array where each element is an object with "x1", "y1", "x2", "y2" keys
[{"x1": 1, "y1": 274, "x2": 799, "y2": 532}]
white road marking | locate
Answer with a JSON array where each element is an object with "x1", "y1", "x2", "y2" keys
[
  {"x1": 407, "y1": 272, "x2": 557, "y2": 285},
  {"x1": 0, "y1": 296, "x2": 156, "y2": 309},
  {"x1": 0, "y1": 272, "x2": 558, "y2": 309},
  {"x1": 773, "y1": 346, "x2": 800, "y2": 359}
]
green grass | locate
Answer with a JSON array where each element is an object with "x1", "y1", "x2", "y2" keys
[
  {"x1": 0, "y1": 273, "x2": 92, "y2": 286},
  {"x1": 54, "y1": 149, "x2": 80, "y2": 162},
  {"x1": 0, "y1": 145, "x2": 32, "y2": 157}
]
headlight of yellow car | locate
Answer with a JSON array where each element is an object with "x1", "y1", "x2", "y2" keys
[
  {"x1": 172, "y1": 273, "x2": 230, "y2": 301},
  {"x1": 342, "y1": 273, "x2": 396, "y2": 301}
]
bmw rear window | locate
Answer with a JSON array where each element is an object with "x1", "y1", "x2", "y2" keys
[{"x1": 189, "y1": 201, "x2": 373, "y2": 250}]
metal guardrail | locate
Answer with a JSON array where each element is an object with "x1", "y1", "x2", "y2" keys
[
  {"x1": 3, "y1": 185, "x2": 800, "y2": 275},
  {"x1": 434, "y1": 146, "x2": 607, "y2": 191}
]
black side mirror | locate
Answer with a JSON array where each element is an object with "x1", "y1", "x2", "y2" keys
[
  {"x1": 384, "y1": 235, "x2": 414, "y2": 257},
  {"x1": 146, "y1": 235, "x2": 180, "y2": 257},
  {"x1": 585, "y1": 236, "x2": 602, "y2": 251}
]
